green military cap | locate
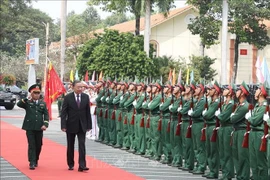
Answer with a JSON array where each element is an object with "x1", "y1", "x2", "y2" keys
[
  {"x1": 28, "y1": 84, "x2": 41, "y2": 93},
  {"x1": 153, "y1": 80, "x2": 162, "y2": 90},
  {"x1": 260, "y1": 81, "x2": 270, "y2": 97},
  {"x1": 226, "y1": 83, "x2": 236, "y2": 95},
  {"x1": 107, "y1": 77, "x2": 112, "y2": 85},
  {"x1": 239, "y1": 81, "x2": 250, "y2": 96},
  {"x1": 213, "y1": 80, "x2": 221, "y2": 93},
  {"x1": 196, "y1": 80, "x2": 205, "y2": 92},
  {"x1": 175, "y1": 81, "x2": 185, "y2": 91},
  {"x1": 190, "y1": 80, "x2": 196, "y2": 91}
]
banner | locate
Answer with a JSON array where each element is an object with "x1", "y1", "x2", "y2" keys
[{"x1": 26, "y1": 38, "x2": 39, "y2": 65}]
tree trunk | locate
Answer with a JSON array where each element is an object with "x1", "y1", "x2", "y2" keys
[
  {"x1": 144, "y1": 0, "x2": 151, "y2": 57},
  {"x1": 135, "y1": 15, "x2": 140, "y2": 35},
  {"x1": 200, "y1": 41, "x2": 205, "y2": 57},
  {"x1": 233, "y1": 35, "x2": 240, "y2": 84}
]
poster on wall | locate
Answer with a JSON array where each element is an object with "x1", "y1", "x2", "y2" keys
[{"x1": 26, "y1": 38, "x2": 39, "y2": 65}]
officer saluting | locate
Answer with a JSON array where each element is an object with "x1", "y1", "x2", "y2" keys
[{"x1": 17, "y1": 84, "x2": 49, "y2": 170}]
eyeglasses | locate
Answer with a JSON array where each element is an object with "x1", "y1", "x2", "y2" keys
[{"x1": 33, "y1": 91, "x2": 41, "y2": 94}]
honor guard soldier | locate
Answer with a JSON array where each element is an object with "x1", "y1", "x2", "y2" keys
[
  {"x1": 230, "y1": 81, "x2": 250, "y2": 180},
  {"x1": 216, "y1": 84, "x2": 236, "y2": 180},
  {"x1": 95, "y1": 80, "x2": 105, "y2": 142},
  {"x1": 247, "y1": 82, "x2": 269, "y2": 180},
  {"x1": 17, "y1": 84, "x2": 49, "y2": 170},
  {"x1": 107, "y1": 79, "x2": 117, "y2": 146}
]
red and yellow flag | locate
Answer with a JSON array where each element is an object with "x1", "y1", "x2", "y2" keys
[{"x1": 44, "y1": 62, "x2": 66, "y2": 120}]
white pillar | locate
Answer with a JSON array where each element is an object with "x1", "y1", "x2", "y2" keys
[
  {"x1": 221, "y1": 0, "x2": 228, "y2": 85},
  {"x1": 60, "y1": 0, "x2": 67, "y2": 81},
  {"x1": 144, "y1": 0, "x2": 151, "y2": 57}
]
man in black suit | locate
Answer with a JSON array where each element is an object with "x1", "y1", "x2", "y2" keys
[{"x1": 61, "y1": 80, "x2": 92, "y2": 172}]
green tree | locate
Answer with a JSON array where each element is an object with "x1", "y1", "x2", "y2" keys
[
  {"x1": 76, "y1": 29, "x2": 155, "y2": 79},
  {"x1": 103, "y1": 13, "x2": 129, "y2": 27},
  {"x1": 189, "y1": 55, "x2": 217, "y2": 82},
  {"x1": 187, "y1": 0, "x2": 270, "y2": 83}
]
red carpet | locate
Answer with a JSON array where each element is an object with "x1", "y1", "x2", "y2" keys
[{"x1": 0, "y1": 121, "x2": 144, "y2": 180}]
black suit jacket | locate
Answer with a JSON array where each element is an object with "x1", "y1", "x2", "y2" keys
[{"x1": 61, "y1": 92, "x2": 92, "y2": 133}]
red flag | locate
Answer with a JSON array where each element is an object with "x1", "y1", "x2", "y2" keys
[
  {"x1": 44, "y1": 62, "x2": 66, "y2": 120},
  {"x1": 84, "y1": 70, "x2": 89, "y2": 82}
]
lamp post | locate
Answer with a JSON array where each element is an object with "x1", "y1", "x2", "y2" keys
[{"x1": 42, "y1": 22, "x2": 49, "y2": 92}]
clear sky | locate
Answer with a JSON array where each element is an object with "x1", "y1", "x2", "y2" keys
[{"x1": 32, "y1": 0, "x2": 188, "y2": 20}]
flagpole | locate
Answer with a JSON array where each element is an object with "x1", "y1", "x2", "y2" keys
[{"x1": 42, "y1": 22, "x2": 49, "y2": 93}]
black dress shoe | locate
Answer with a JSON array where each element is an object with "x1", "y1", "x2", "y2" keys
[
  {"x1": 34, "y1": 161, "x2": 38, "y2": 167},
  {"x1": 29, "y1": 165, "x2": 35, "y2": 170},
  {"x1": 78, "y1": 167, "x2": 89, "y2": 172},
  {"x1": 68, "y1": 166, "x2": 74, "y2": 170}
]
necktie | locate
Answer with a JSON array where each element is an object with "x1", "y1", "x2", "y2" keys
[{"x1": 76, "y1": 94, "x2": 80, "y2": 108}]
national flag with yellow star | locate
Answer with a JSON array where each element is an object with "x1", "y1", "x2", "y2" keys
[{"x1": 44, "y1": 62, "x2": 66, "y2": 120}]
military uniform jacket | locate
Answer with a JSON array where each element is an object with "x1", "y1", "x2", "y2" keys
[
  {"x1": 124, "y1": 92, "x2": 136, "y2": 112},
  {"x1": 119, "y1": 92, "x2": 129, "y2": 109},
  {"x1": 96, "y1": 89, "x2": 104, "y2": 108},
  {"x1": 107, "y1": 89, "x2": 116, "y2": 108},
  {"x1": 113, "y1": 91, "x2": 123, "y2": 107},
  {"x1": 179, "y1": 98, "x2": 190, "y2": 121},
  {"x1": 231, "y1": 100, "x2": 249, "y2": 129},
  {"x1": 160, "y1": 95, "x2": 172, "y2": 117},
  {"x1": 190, "y1": 96, "x2": 206, "y2": 122},
  {"x1": 217, "y1": 100, "x2": 234, "y2": 126},
  {"x1": 17, "y1": 99, "x2": 49, "y2": 131},
  {"x1": 134, "y1": 92, "x2": 145, "y2": 114},
  {"x1": 148, "y1": 94, "x2": 162, "y2": 115},
  {"x1": 248, "y1": 100, "x2": 266, "y2": 131},
  {"x1": 203, "y1": 98, "x2": 219, "y2": 125}
]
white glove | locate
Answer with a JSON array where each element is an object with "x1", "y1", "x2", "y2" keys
[
  {"x1": 159, "y1": 103, "x2": 163, "y2": 107},
  {"x1": 230, "y1": 113, "x2": 235, "y2": 117},
  {"x1": 101, "y1": 96, "x2": 104, "y2": 101},
  {"x1": 106, "y1": 97, "x2": 109, "y2": 101},
  {"x1": 245, "y1": 111, "x2": 251, "y2": 120},
  {"x1": 169, "y1": 104, "x2": 173, "y2": 110},
  {"x1": 148, "y1": 101, "x2": 152, "y2": 107},
  {"x1": 177, "y1": 106, "x2": 182, "y2": 112},
  {"x1": 215, "y1": 110, "x2": 220, "y2": 117},
  {"x1": 188, "y1": 109, "x2": 193, "y2": 116},
  {"x1": 202, "y1": 109, "x2": 207, "y2": 115},
  {"x1": 132, "y1": 100, "x2": 137, "y2": 106},
  {"x1": 263, "y1": 113, "x2": 268, "y2": 121},
  {"x1": 142, "y1": 101, "x2": 146, "y2": 106},
  {"x1": 120, "y1": 96, "x2": 123, "y2": 100}
]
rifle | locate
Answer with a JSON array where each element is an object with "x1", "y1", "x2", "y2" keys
[
  {"x1": 104, "y1": 88, "x2": 110, "y2": 119},
  {"x1": 242, "y1": 85, "x2": 254, "y2": 148},
  {"x1": 140, "y1": 87, "x2": 147, "y2": 127},
  {"x1": 167, "y1": 88, "x2": 174, "y2": 133},
  {"x1": 260, "y1": 98, "x2": 270, "y2": 152},
  {"x1": 146, "y1": 86, "x2": 152, "y2": 128},
  {"x1": 111, "y1": 87, "x2": 117, "y2": 120},
  {"x1": 211, "y1": 94, "x2": 222, "y2": 142},
  {"x1": 200, "y1": 93, "x2": 208, "y2": 141},
  {"x1": 158, "y1": 87, "x2": 164, "y2": 131},
  {"x1": 186, "y1": 95, "x2": 193, "y2": 138},
  {"x1": 99, "y1": 89, "x2": 105, "y2": 117},
  {"x1": 131, "y1": 90, "x2": 137, "y2": 125},
  {"x1": 175, "y1": 94, "x2": 183, "y2": 136}
]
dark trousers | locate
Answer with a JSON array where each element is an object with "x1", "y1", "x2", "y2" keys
[
  {"x1": 66, "y1": 129, "x2": 86, "y2": 168},
  {"x1": 26, "y1": 130, "x2": 43, "y2": 165}
]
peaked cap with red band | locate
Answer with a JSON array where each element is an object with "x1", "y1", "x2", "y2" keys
[
  {"x1": 239, "y1": 81, "x2": 250, "y2": 96},
  {"x1": 213, "y1": 80, "x2": 221, "y2": 93},
  {"x1": 28, "y1": 84, "x2": 41, "y2": 93}
]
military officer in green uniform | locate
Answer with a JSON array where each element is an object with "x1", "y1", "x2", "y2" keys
[
  {"x1": 17, "y1": 84, "x2": 49, "y2": 170},
  {"x1": 148, "y1": 80, "x2": 162, "y2": 160},
  {"x1": 57, "y1": 93, "x2": 65, "y2": 117},
  {"x1": 142, "y1": 83, "x2": 153, "y2": 158},
  {"x1": 133, "y1": 80, "x2": 146, "y2": 155},
  {"x1": 169, "y1": 82, "x2": 186, "y2": 167},
  {"x1": 118, "y1": 80, "x2": 129, "y2": 150},
  {"x1": 216, "y1": 84, "x2": 236, "y2": 180},
  {"x1": 230, "y1": 81, "x2": 250, "y2": 180},
  {"x1": 159, "y1": 83, "x2": 173, "y2": 164},
  {"x1": 179, "y1": 83, "x2": 195, "y2": 171},
  {"x1": 123, "y1": 81, "x2": 137, "y2": 152},
  {"x1": 202, "y1": 81, "x2": 220, "y2": 179},
  {"x1": 101, "y1": 79, "x2": 111, "y2": 144},
  {"x1": 95, "y1": 80, "x2": 105, "y2": 142},
  {"x1": 188, "y1": 81, "x2": 206, "y2": 174},
  {"x1": 112, "y1": 81, "x2": 123, "y2": 148},
  {"x1": 247, "y1": 82, "x2": 268, "y2": 180},
  {"x1": 107, "y1": 79, "x2": 117, "y2": 146}
]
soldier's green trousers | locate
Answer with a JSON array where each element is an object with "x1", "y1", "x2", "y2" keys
[
  {"x1": 108, "y1": 108, "x2": 116, "y2": 145},
  {"x1": 145, "y1": 113, "x2": 153, "y2": 156},
  {"x1": 182, "y1": 121, "x2": 194, "y2": 170},
  {"x1": 128, "y1": 111, "x2": 136, "y2": 150},
  {"x1": 97, "y1": 108, "x2": 104, "y2": 141},
  {"x1": 26, "y1": 130, "x2": 43, "y2": 165},
  {"x1": 122, "y1": 111, "x2": 131, "y2": 148},
  {"x1": 267, "y1": 138, "x2": 270, "y2": 180},
  {"x1": 150, "y1": 115, "x2": 161, "y2": 160},
  {"x1": 232, "y1": 129, "x2": 250, "y2": 180},
  {"x1": 135, "y1": 113, "x2": 145, "y2": 154},
  {"x1": 103, "y1": 108, "x2": 110, "y2": 143},
  {"x1": 218, "y1": 126, "x2": 234, "y2": 179},
  {"x1": 170, "y1": 119, "x2": 182, "y2": 166},
  {"x1": 192, "y1": 121, "x2": 206, "y2": 172},
  {"x1": 115, "y1": 110, "x2": 123, "y2": 147},
  {"x1": 249, "y1": 130, "x2": 268, "y2": 180},
  {"x1": 205, "y1": 125, "x2": 219, "y2": 177},
  {"x1": 161, "y1": 116, "x2": 171, "y2": 163}
]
